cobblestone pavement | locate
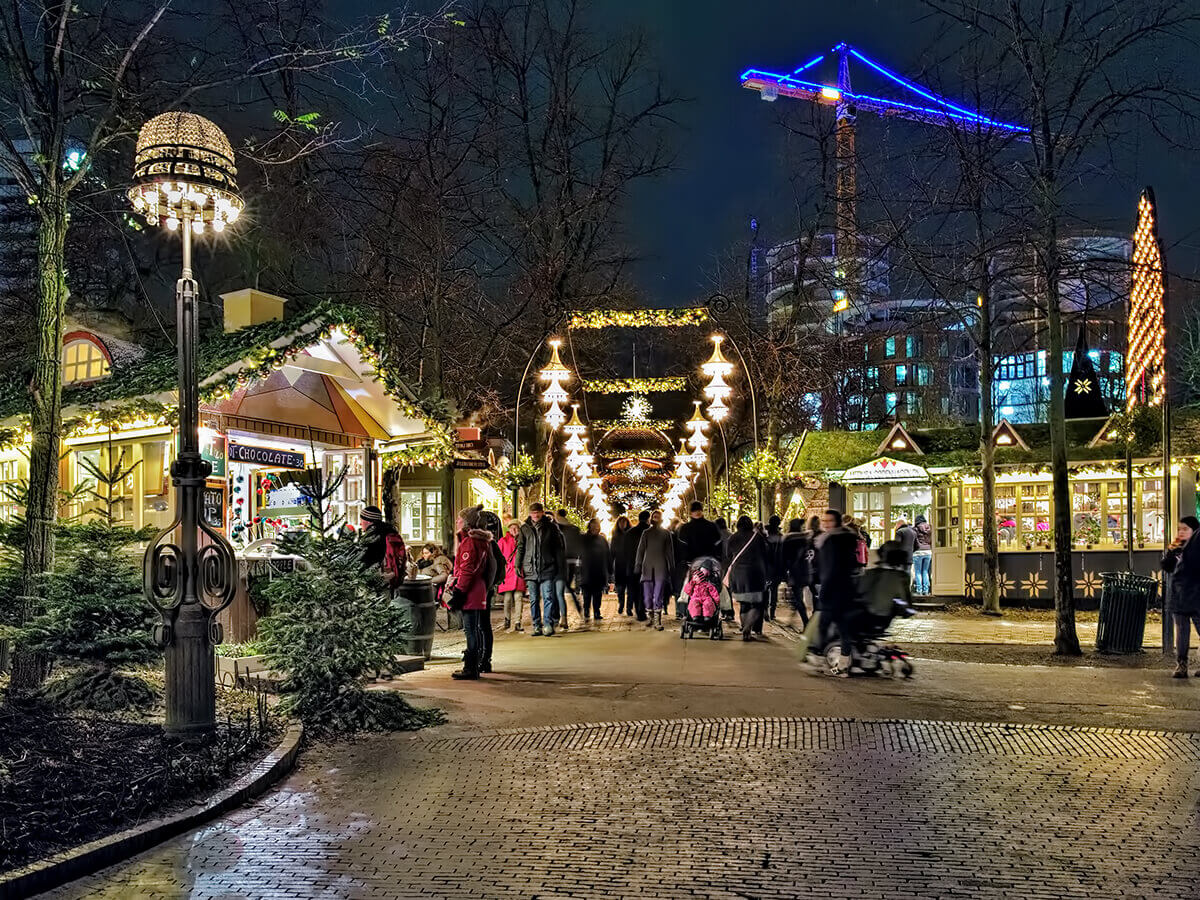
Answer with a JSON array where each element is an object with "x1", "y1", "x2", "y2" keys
[{"x1": 52, "y1": 717, "x2": 1200, "y2": 900}]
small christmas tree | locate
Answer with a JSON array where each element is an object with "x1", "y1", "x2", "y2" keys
[{"x1": 22, "y1": 446, "x2": 160, "y2": 710}]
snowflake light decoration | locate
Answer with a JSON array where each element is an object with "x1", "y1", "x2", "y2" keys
[{"x1": 621, "y1": 394, "x2": 653, "y2": 422}]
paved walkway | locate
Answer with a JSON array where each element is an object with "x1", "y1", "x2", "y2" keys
[{"x1": 52, "y1": 716, "x2": 1200, "y2": 899}]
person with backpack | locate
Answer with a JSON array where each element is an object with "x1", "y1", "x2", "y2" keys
[
  {"x1": 447, "y1": 505, "x2": 497, "y2": 680},
  {"x1": 779, "y1": 518, "x2": 812, "y2": 627}
]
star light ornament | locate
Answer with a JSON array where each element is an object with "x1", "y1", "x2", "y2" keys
[{"x1": 621, "y1": 394, "x2": 653, "y2": 422}]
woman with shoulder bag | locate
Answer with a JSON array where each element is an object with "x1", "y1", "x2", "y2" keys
[{"x1": 725, "y1": 516, "x2": 769, "y2": 641}]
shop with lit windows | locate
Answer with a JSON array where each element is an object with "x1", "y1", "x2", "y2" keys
[
  {"x1": 0, "y1": 289, "x2": 457, "y2": 639},
  {"x1": 786, "y1": 418, "x2": 1196, "y2": 605}
]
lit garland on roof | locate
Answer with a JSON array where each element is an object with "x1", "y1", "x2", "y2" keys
[
  {"x1": 1127, "y1": 188, "x2": 1166, "y2": 410},
  {"x1": 567, "y1": 308, "x2": 709, "y2": 330},
  {"x1": 581, "y1": 376, "x2": 689, "y2": 394},
  {"x1": 593, "y1": 419, "x2": 674, "y2": 432}
]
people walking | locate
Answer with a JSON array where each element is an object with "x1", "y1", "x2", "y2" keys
[
  {"x1": 579, "y1": 518, "x2": 612, "y2": 623},
  {"x1": 611, "y1": 516, "x2": 634, "y2": 614},
  {"x1": 623, "y1": 510, "x2": 652, "y2": 620},
  {"x1": 811, "y1": 509, "x2": 861, "y2": 674},
  {"x1": 763, "y1": 515, "x2": 784, "y2": 620},
  {"x1": 516, "y1": 503, "x2": 565, "y2": 636},
  {"x1": 555, "y1": 509, "x2": 584, "y2": 630},
  {"x1": 779, "y1": 518, "x2": 812, "y2": 627},
  {"x1": 498, "y1": 521, "x2": 526, "y2": 631},
  {"x1": 726, "y1": 516, "x2": 768, "y2": 641},
  {"x1": 636, "y1": 509, "x2": 675, "y2": 631},
  {"x1": 1161, "y1": 515, "x2": 1200, "y2": 678},
  {"x1": 448, "y1": 505, "x2": 496, "y2": 680},
  {"x1": 912, "y1": 515, "x2": 933, "y2": 596}
]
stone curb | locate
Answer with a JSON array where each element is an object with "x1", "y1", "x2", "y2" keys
[{"x1": 0, "y1": 721, "x2": 305, "y2": 900}]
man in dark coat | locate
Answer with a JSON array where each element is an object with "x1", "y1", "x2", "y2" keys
[
  {"x1": 812, "y1": 508, "x2": 861, "y2": 673},
  {"x1": 516, "y1": 503, "x2": 565, "y2": 636},
  {"x1": 677, "y1": 501, "x2": 722, "y2": 565},
  {"x1": 621, "y1": 510, "x2": 652, "y2": 620},
  {"x1": 636, "y1": 510, "x2": 675, "y2": 631},
  {"x1": 763, "y1": 514, "x2": 785, "y2": 620}
]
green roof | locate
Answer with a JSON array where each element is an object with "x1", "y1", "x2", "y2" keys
[
  {"x1": 0, "y1": 301, "x2": 447, "y2": 426},
  {"x1": 790, "y1": 411, "x2": 1195, "y2": 474}
]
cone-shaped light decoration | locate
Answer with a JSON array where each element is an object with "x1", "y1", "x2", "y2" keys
[
  {"x1": 706, "y1": 396, "x2": 729, "y2": 423},
  {"x1": 703, "y1": 372, "x2": 732, "y2": 403},
  {"x1": 686, "y1": 401, "x2": 710, "y2": 451},
  {"x1": 564, "y1": 431, "x2": 586, "y2": 453},
  {"x1": 702, "y1": 334, "x2": 735, "y2": 379},
  {"x1": 542, "y1": 381, "x2": 568, "y2": 405},
  {"x1": 539, "y1": 339, "x2": 571, "y2": 384},
  {"x1": 564, "y1": 404, "x2": 586, "y2": 437},
  {"x1": 545, "y1": 399, "x2": 567, "y2": 430}
]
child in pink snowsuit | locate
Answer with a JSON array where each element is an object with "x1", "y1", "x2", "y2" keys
[{"x1": 685, "y1": 566, "x2": 721, "y2": 618}]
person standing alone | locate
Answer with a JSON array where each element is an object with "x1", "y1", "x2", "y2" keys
[
  {"x1": 636, "y1": 510, "x2": 675, "y2": 631},
  {"x1": 1162, "y1": 515, "x2": 1200, "y2": 678},
  {"x1": 516, "y1": 503, "x2": 565, "y2": 636},
  {"x1": 911, "y1": 515, "x2": 933, "y2": 596}
]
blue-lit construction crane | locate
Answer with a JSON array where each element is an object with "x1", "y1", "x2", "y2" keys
[{"x1": 740, "y1": 42, "x2": 1028, "y2": 304}]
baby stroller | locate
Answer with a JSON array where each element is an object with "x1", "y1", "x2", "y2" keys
[{"x1": 679, "y1": 556, "x2": 725, "y2": 641}]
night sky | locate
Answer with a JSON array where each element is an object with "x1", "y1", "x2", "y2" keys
[{"x1": 595, "y1": 0, "x2": 1200, "y2": 305}]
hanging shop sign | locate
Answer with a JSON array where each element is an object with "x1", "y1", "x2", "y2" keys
[
  {"x1": 200, "y1": 429, "x2": 227, "y2": 478},
  {"x1": 453, "y1": 457, "x2": 491, "y2": 471},
  {"x1": 841, "y1": 457, "x2": 930, "y2": 484},
  {"x1": 228, "y1": 442, "x2": 306, "y2": 469},
  {"x1": 201, "y1": 482, "x2": 226, "y2": 528},
  {"x1": 454, "y1": 439, "x2": 488, "y2": 452}
]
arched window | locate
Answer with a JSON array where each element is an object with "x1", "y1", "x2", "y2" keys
[{"x1": 62, "y1": 333, "x2": 111, "y2": 385}]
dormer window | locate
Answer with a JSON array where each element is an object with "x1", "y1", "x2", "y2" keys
[{"x1": 62, "y1": 333, "x2": 111, "y2": 385}]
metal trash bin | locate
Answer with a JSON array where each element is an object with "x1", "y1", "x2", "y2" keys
[
  {"x1": 397, "y1": 578, "x2": 437, "y2": 659},
  {"x1": 1095, "y1": 572, "x2": 1157, "y2": 654}
]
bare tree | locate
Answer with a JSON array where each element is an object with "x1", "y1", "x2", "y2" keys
[
  {"x1": 924, "y1": 0, "x2": 1200, "y2": 653},
  {"x1": 0, "y1": 0, "x2": 441, "y2": 690}
]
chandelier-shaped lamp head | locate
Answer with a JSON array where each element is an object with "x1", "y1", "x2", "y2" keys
[
  {"x1": 564, "y1": 404, "x2": 587, "y2": 437},
  {"x1": 539, "y1": 339, "x2": 572, "y2": 384},
  {"x1": 544, "y1": 399, "x2": 567, "y2": 430},
  {"x1": 702, "y1": 334, "x2": 735, "y2": 379},
  {"x1": 703, "y1": 372, "x2": 732, "y2": 403},
  {"x1": 128, "y1": 111, "x2": 244, "y2": 233},
  {"x1": 706, "y1": 396, "x2": 729, "y2": 423}
]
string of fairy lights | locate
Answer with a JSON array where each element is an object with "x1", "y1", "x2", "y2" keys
[
  {"x1": 534, "y1": 317, "x2": 739, "y2": 523},
  {"x1": 1127, "y1": 188, "x2": 1165, "y2": 410}
]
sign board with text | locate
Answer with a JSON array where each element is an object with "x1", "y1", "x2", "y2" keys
[
  {"x1": 452, "y1": 457, "x2": 491, "y2": 471},
  {"x1": 228, "y1": 443, "x2": 306, "y2": 470}
]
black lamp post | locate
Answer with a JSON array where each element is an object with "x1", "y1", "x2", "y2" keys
[{"x1": 129, "y1": 112, "x2": 242, "y2": 734}]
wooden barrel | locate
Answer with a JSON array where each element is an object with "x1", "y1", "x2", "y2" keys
[{"x1": 398, "y1": 579, "x2": 437, "y2": 659}]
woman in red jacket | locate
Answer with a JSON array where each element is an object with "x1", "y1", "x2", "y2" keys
[
  {"x1": 498, "y1": 520, "x2": 527, "y2": 631},
  {"x1": 449, "y1": 505, "x2": 496, "y2": 680}
]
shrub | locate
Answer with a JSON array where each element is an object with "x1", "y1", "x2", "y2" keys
[{"x1": 257, "y1": 533, "x2": 441, "y2": 735}]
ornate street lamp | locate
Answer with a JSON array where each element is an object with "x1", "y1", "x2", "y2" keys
[{"x1": 129, "y1": 112, "x2": 242, "y2": 734}]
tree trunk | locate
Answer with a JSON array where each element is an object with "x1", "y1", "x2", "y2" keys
[
  {"x1": 1040, "y1": 186, "x2": 1081, "y2": 655},
  {"x1": 765, "y1": 405, "x2": 780, "y2": 519},
  {"x1": 11, "y1": 188, "x2": 69, "y2": 692}
]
